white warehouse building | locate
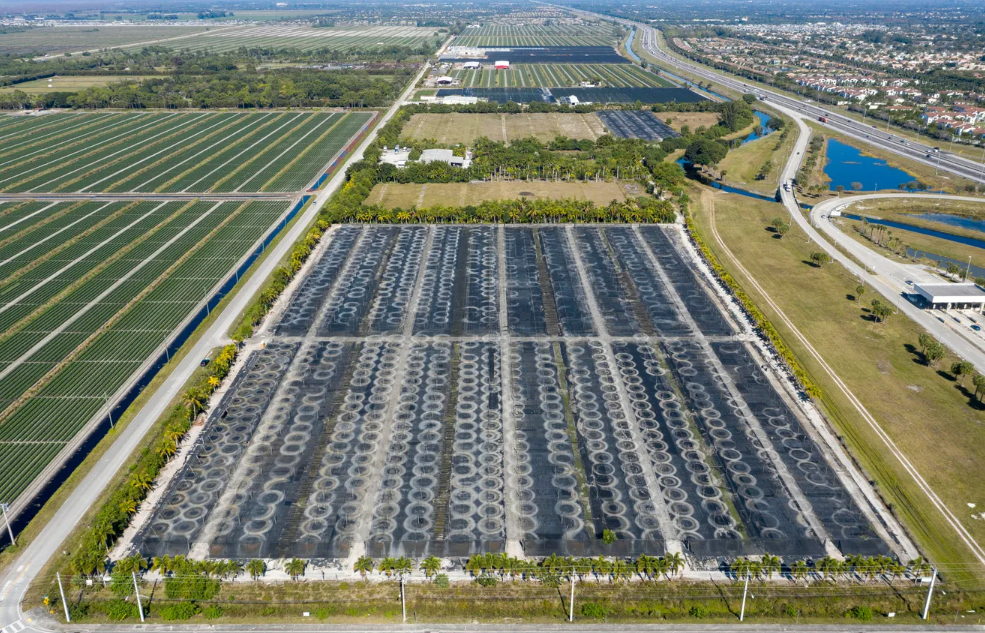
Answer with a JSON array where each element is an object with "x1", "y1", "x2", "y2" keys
[{"x1": 913, "y1": 282, "x2": 985, "y2": 310}]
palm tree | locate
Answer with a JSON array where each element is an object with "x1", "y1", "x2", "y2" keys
[
  {"x1": 611, "y1": 559, "x2": 630, "y2": 583},
  {"x1": 285, "y1": 558, "x2": 306, "y2": 581},
  {"x1": 421, "y1": 556, "x2": 441, "y2": 579},
  {"x1": 909, "y1": 557, "x2": 931, "y2": 580},
  {"x1": 635, "y1": 555, "x2": 653, "y2": 580},
  {"x1": 131, "y1": 472, "x2": 154, "y2": 491},
  {"x1": 791, "y1": 560, "x2": 809, "y2": 584},
  {"x1": 246, "y1": 559, "x2": 266, "y2": 581},
  {"x1": 150, "y1": 555, "x2": 172, "y2": 577},
  {"x1": 354, "y1": 556, "x2": 374, "y2": 578},
  {"x1": 667, "y1": 552, "x2": 685, "y2": 577},
  {"x1": 761, "y1": 552, "x2": 781, "y2": 580},
  {"x1": 592, "y1": 557, "x2": 611, "y2": 583},
  {"x1": 183, "y1": 388, "x2": 207, "y2": 418},
  {"x1": 815, "y1": 556, "x2": 837, "y2": 580},
  {"x1": 394, "y1": 557, "x2": 412, "y2": 578},
  {"x1": 464, "y1": 554, "x2": 483, "y2": 578},
  {"x1": 379, "y1": 557, "x2": 396, "y2": 578},
  {"x1": 653, "y1": 557, "x2": 671, "y2": 580}
]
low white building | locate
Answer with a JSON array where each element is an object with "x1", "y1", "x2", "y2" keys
[
  {"x1": 419, "y1": 148, "x2": 471, "y2": 168},
  {"x1": 913, "y1": 282, "x2": 985, "y2": 310}
]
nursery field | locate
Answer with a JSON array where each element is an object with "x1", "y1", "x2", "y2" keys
[
  {"x1": 0, "y1": 110, "x2": 373, "y2": 194},
  {"x1": 0, "y1": 198, "x2": 291, "y2": 508},
  {"x1": 162, "y1": 24, "x2": 445, "y2": 53},
  {"x1": 0, "y1": 25, "x2": 210, "y2": 56},
  {"x1": 400, "y1": 112, "x2": 606, "y2": 144},
  {"x1": 450, "y1": 63, "x2": 674, "y2": 89},
  {"x1": 454, "y1": 24, "x2": 616, "y2": 47},
  {"x1": 132, "y1": 224, "x2": 898, "y2": 562}
]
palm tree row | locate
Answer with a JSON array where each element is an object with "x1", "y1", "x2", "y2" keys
[{"x1": 732, "y1": 554, "x2": 930, "y2": 583}]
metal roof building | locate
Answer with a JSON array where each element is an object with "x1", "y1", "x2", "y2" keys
[{"x1": 913, "y1": 282, "x2": 985, "y2": 310}]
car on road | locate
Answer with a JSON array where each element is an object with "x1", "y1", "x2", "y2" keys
[{"x1": 973, "y1": 325, "x2": 982, "y2": 331}]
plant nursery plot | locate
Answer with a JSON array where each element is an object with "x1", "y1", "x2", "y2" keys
[
  {"x1": 0, "y1": 199, "x2": 293, "y2": 510},
  {"x1": 133, "y1": 224, "x2": 898, "y2": 564},
  {"x1": 163, "y1": 25, "x2": 444, "y2": 54},
  {"x1": 453, "y1": 26, "x2": 617, "y2": 48},
  {"x1": 0, "y1": 111, "x2": 372, "y2": 194}
]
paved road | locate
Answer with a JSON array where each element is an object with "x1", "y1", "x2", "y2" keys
[{"x1": 0, "y1": 62, "x2": 430, "y2": 633}]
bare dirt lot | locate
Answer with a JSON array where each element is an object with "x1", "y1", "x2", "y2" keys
[
  {"x1": 365, "y1": 180, "x2": 637, "y2": 209},
  {"x1": 400, "y1": 113, "x2": 607, "y2": 144},
  {"x1": 657, "y1": 111, "x2": 721, "y2": 132}
]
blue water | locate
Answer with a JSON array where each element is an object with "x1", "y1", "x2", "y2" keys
[
  {"x1": 740, "y1": 111, "x2": 772, "y2": 145},
  {"x1": 625, "y1": 29, "x2": 641, "y2": 63},
  {"x1": 914, "y1": 212, "x2": 985, "y2": 234},
  {"x1": 842, "y1": 212, "x2": 985, "y2": 251},
  {"x1": 676, "y1": 157, "x2": 779, "y2": 202},
  {"x1": 823, "y1": 139, "x2": 913, "y2": 192}
]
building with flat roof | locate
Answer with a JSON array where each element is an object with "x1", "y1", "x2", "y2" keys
[
  {"x1": 419, "y1": 148, "x2": 471, "y2": 168},
  {"x1": 913, "y1": 282, "x2": 985, "y2": 310}
]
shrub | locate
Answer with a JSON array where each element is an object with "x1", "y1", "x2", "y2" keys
[
  {"x1": 474, "y1": 575, "x2": 497, "y2": 587},
  {"x1": 313, "y1": 606, "x2": 337, "y2": 619},
  {"x1": 847, "y1": 605, "x2": 873, "y2": 621},
  {"x1": 434, "y1": 574, "x2": 450, "y2": 588},
  {"x1": 106, "y1": 599, "x2": 138, "y2": 621},
  {"x1": 203, "y1": 605, "x2": 224, "y2": 619},
  {"x1": 165, "y1": 574, "x2": 221, "y2": 601},
  {"x1": 784, "y1": 604, "x2": 797, "y2": 618},
  {"x1": 158, "y1": 602, "x2": 200, "y2": 621},
  {"x1": 68, "y1": 603, "x2": 90, "y2": 620},
  {"x1": 689, "y1": 605, "x2": 709, "y2": 619},
  {"x1": 581, "y1": 602, "x2": 609, "y2": 619},
  {"x1": 261, "y1": 606, "x2": 277, "y2": 616}
]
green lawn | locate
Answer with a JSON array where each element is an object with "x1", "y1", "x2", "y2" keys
[{"x1": 689, "y1": 184, "x2": 985, "y2": 587}]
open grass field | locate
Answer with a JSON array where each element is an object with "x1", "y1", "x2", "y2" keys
[
  {"x1": 0, "y1": 110, "x2": 373, "y2": 193},
  {"x1": 450, "y1": 63, "x2": 674, "y2": 89},
  {"x1": 400, "y1": 112, "x2": 606, "y2": 144},
  {"x1": 453, "y1": 23, "x2": 617, "y2": 47},
  {"x1": 0, "y1": 75, "x2": 163, "y2": 93},
  {"x1": 165, "y1": 24, "x2": 445, "y2": 53},
  {"x1": 719, "y1": 125, "x2": 797, "y2": 197},
  {"x1": 658, "y1": 111, "x2": 721, "y2": 132},
  {"x1": 0, "y1": 198, "x2": 291, "y2": 508},
  {"x1": 689, "y1": 184, "x2": 985, "y2": 586},
  {"x1": 0, "y1": 25, "x2": 210, "y2": 56},
  {"x1": 365, "y1": 180, "x2": 637, "y2": 209}
]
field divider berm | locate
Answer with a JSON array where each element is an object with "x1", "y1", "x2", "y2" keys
[
  {"x1": 206, "y1": 115, "x2": 314, "y2": 193},
  {"x1": 259, "y1": 113, "x2": 349, "y2": 192},
  {"x1": 152, "y1": 113, "x2": 290, "y2": 193},
  {"x1": 0, "y1": 201, "x2": 85, "y2": 252},
  {"x1": 102, "y1": 116, "x2": 248, "y2": 193},
  {"x1": 0, "y1": 201, "x2": 189, "y2": 349},
  {"x1": 0, "y1": 116, "x2": 179, "y2": 193},
  {"x1": 0, "y1": 200, "x2": 32, "y2": 220},
  {"x1": 0, "y1": 200, "x2": 249, "y2": 428},
  {"x1": 0, "y1": 201, "x2": 138, "y2": 287},
  {"x1": 49, "y1": 115, "x2": 223, "y2": 193}
]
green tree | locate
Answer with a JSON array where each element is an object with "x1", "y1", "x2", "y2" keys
[
  {"x1": 924, "y1": 341, "x2": 946, "y2": 368},
  {"x1": 809, "y1": 251, "x2": 830, "y2": 267},
  {"x1": 246, "y1": 559, "x2": 266, "y2": 581},
  {"x1": 973, "y1": 374, "x2": 985, "y2": 401},
  {"x1": 761, "y1": 552, "x2": 781, "y2": 579},
  {"x1": 353, "y1": 556, "x2": 374, "y2": 578},
  {"x1": 285, "y1": 558, "x2": 306, "y2": 581},
  {"x1": 684, "y1": 138, "x2": 729, "y2": 166},
  {"x1": 601, "y1": 529, "x2": 617, "y2": 545},
  {"x1": 855, "y1": 284, "x2": 865, "y2": 303},
  {"x1": 870, "y1": 299, "x2": 893, "y2": 323},
  {"x1": 421, "y1": 556, "x2": 441, "y2": 579},
  {"x1": 952, "y1": 360, "x2": 974, "y2": 385}
]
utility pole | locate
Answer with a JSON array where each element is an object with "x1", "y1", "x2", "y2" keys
[
  {"x1": 739, "y1": 571, "x2": 750, "y2": 622},
  {"x1": 922, "y1": 567, "x2": 937, "y2": 620},
  {"x1": 133, "y1": 572, "x2": 145, "y2": 623},
  {"x1": 966, "y1": 255, "x2": 972, "y2": 281},
  {"x1": 400, "y1": 574, "x2": 406, "y2": 623},
  {"x1": 1, "y1": 503, "x2": 14, "y2": 546},
  {"x1": 569, "y1": 571, "x2": 576, "y2": 622},
  {"x1": 56, "y1": 572, "x2": 70, "y2": 622}
]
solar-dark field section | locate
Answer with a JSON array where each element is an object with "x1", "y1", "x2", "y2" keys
[
  {"x1": 441, "y1": 46, "x2": 630, "y2": 65},
  {"x1": 599, "y1": 110, "x2": 680, "y2": 140},
  {"x1": 436, "y1": 87, "x2": 706, "y2": 104},
  {"x1": 133, "y1": 224, "x2": 896, "y2": 562}
]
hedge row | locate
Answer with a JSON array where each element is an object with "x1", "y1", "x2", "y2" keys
[{"x1": 69, "y1": 345, "x2": 238, "y2": 576}]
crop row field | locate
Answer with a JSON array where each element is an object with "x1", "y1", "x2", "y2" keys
[
  {"x1": 133, "y1": 224, "x2": 899, "y2": 562},
  {"x1": 0, "y1": 110, "x2": 373, "y2": 194},
  {"x1": 0, "y1": 25, "x2": 210, "y2": 56},
  {"x1": 400, "y1": 112, "x2": 607, "y2": 144},
  {"x1": 450, "y1": 64, "x2": 674, "y2": 89},
  {"x1": 0, "y1": 199, "x2": 289, "y2": 506},
  {"x1": 454, "y1": 24, "x2": 616, "y2": 47},
  {"x1": 163, "y1": 25, "x2": 445, "y2": 53}
]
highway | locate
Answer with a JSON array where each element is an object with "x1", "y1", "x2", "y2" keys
[
  {"x1": 573, "y1": 8, "x2": 985, "y2": 188},
  {"x1": 0, "y1": 61, "x2": 432, "y2": 633}
]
